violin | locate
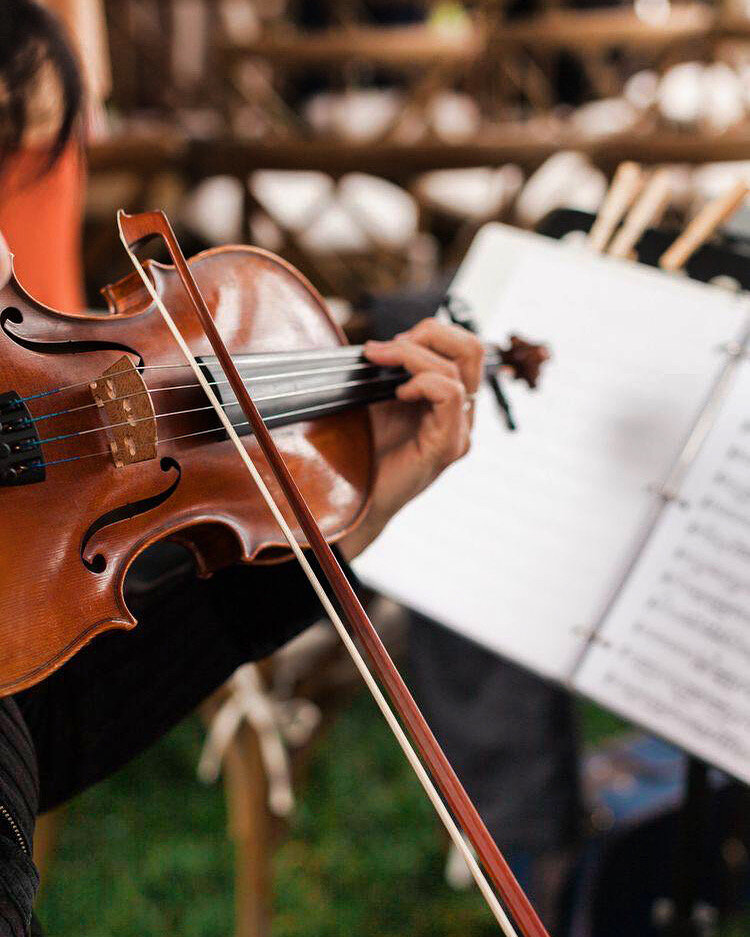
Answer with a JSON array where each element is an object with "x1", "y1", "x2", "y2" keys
[{"x1": 0, "y1": 210, "x2": 549, "y2": 937}]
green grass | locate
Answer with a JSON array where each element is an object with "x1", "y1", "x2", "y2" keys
[
  {"x1": 35, "y1": 696, "x2": 750, "y2": 936},
  {"x1": 577, "y1": 699, "x2": 629, "y2": 747},
  {"x1": 36, "y1": 717, "x2": 234, "y2": 937},
  {"x1": 36, "y1": 692, "x2": 495, "y2": 937}
]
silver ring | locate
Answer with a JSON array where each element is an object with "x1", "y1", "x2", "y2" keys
[{"x1": 463, "y1": 397, "x2": 474, "y2": 413}]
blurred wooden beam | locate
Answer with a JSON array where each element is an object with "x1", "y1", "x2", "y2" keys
[
  {"x1": 184, "y1": 128, "x2": 750, "y2": 182},
  {"x1": 186, "y1": 135, "x2": 560, "y2": 180},
  {"x1": 224, "y1": 4, "x2": 718, "y2": 67},
  {"x1": 224, "y1": 22, "x2": 485, "y2": 68},
  {"x1": 496, "y1": 3, "x2": 713, "y2": 51},
  {"x1": 87, "y1": 133, "x2": 186, "y2": 174},
  {"x1": 592, "y1": 127, "x2": 750, "y2": 168},
  {"x1": 86, "y1": 119, "x2": 750, "y2": 195}
]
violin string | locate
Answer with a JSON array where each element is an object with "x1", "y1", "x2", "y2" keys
[
  {"x1": 15, "y1": 358, "x2": 343, "y2": 404},
  {"x1": 17, "y1": 346, "x2": 502, "y2": 407},
  {"x1": 41, "y1": 390, "x2": 395, "y2": 469},
  {"x1": 28, "y1": 360, "x2": 404, "y2": 426},
  {"x1": 42, "y1": 449, "x2": 111, "y2": 468},
  {"x1": 27, "y1": 352, "x2": 503, "y2": 430},
  {"x1": 14, "y1": 348, "x2": 367, "y2": 403},
  {"x1": 35, "y1": 372, "x2": 407, "y2": 447},
  {"x1": 119, "y1": 225, "x2": 518, "y2": 937},
  {"x1": 22, "y1": 358, "x2": 371, "y2": 413},
  {"x1": 35, "y1": 355, "x2": 502, "y2": 466}
]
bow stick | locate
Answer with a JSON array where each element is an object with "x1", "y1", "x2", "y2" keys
[{"x1": 117, "y1": 209, "x2": 551, "y2": 937}]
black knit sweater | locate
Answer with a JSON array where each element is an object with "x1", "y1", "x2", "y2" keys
[{"x1": 0, "y1": 542, "x2": 342, "y2": 936}]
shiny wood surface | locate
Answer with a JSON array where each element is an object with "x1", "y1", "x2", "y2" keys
[{"x1": 0, "y1": 245, "x2": 372, "y2": 695}]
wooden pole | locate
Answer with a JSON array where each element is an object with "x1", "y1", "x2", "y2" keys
[
  {"x1": 608, "y1": 168, "x2": 673, "y2": 260},
  {"x1": 587, "y1": 161, "x2": 643, "y2": 254},
  {"x1": 659, "y1": 181, "x2": 749, "y2": 272}
]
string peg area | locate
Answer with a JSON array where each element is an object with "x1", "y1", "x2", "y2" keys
[
  {"x1": 0, "y1": 392, "x2": 44, "y2": 486},
  {"x1": 441, "y1": 293, "x2": 550, "y2": 432},
  {"x1": 89, "y1": 355, "x2": 157, "y2": 468},
  {"x1": 499, "y1": 336, "x2": 550, "y2": 390},
  {"x1": 487, "y1": 336, "x2": 550, "y2": 432}
]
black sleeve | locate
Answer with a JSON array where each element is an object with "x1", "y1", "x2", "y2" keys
[
  {"x1": 0, "y1": 698, "x2": 40, "y2": 937},
  {"x1": 15, "y1": 547, "x2": 353, "y2": 814},
  {"x1": 0, "y1": 841, "x2": 37, "y2": 937}
]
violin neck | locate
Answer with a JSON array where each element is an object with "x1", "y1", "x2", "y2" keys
[{"x1": 199, "y1": 343, "x2": 501, "y2": 433}]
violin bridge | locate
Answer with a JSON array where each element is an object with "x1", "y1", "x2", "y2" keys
[{"x1": 90, "y1": 355, "x2": 157, "y2": 467}]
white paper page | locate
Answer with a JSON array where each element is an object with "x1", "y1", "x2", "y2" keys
[
  {"x1": 575, "y1": 357, "x2": 750, "y2": 782},
  {"x1": 354, "y1": 225, "x2": 749, "y2": 681}
]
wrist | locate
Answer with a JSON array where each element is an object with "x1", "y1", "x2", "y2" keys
[{"x1": 337, "y1": 507, "x2": 390, "y2": 561}]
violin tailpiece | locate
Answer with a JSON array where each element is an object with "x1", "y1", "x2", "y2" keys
[{"x1": 89, "y1": 355, "x2": 157, "y2": 467}]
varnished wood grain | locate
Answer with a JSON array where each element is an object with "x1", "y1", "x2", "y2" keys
[{"x1": 0, "y1": 245, "x2": 372, "y2": 695}]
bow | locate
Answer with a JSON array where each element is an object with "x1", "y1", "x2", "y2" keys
[{"x1": 118, "y1": 208, "x2": 551, "y2": 937}]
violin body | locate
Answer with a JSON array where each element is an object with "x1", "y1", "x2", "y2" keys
[{"x1": 0, "y1": 246, "x2": 373, "y2": 696}]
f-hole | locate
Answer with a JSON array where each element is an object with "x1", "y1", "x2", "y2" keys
[
  {"x1": 1, "y1": 307, "x2": 145, "y2": 369},
  {"x1": 81, "y1": 458, "x2": 182, "y2": 572}
]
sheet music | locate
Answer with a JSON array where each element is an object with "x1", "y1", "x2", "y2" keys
[
  {"x1": 354, "y1": 225, "x2": 749, "y2": 681},
  {"x1": 575, "y1": 356, "x2": 750, "y2": 782}
]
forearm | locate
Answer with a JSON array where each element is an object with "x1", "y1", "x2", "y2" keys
[{"x1": 337, "y1": 508, "x2": 391, "y2": 561}]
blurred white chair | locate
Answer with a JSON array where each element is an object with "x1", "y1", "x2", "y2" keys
[
  {"x1": 570, "y1": 98, "x2": 640, "y2": 138},
  {"x1": 624, "y1": 70, "x2": 659, "y2": 111},
  {"x1": 658, "y1": 61, "x2": 746, "y2": 131},
  {"x1": 181, "y1": 175, "x2": 245, "y2": 245},
  {"x1": 658, "y1": 62, "x2": 706, "y2": 126},
  {"x1": 415, "y1": 166, "x2": 524, "y2": 221},
  {"x1": 515, "y1": 152, "x2": 607, "y2": 229},
  {"x1": 427, "y1": 91, "x2": 482, "y2": 142},
  {"x1": 304, "y1": 89, "x2": 404, "y2": 142}
]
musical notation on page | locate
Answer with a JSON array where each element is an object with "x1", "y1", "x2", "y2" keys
[{"x1": 575, "y1": 359, "x2": 750, "y2": 782}]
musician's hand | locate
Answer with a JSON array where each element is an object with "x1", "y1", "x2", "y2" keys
[{"x1": 338, "y1": 318, "x2": 483, "y2": 560}]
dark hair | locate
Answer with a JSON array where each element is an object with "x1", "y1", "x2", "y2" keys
[{"x1": 0, "y1": 0, "x2": 83, "y2": 170}]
